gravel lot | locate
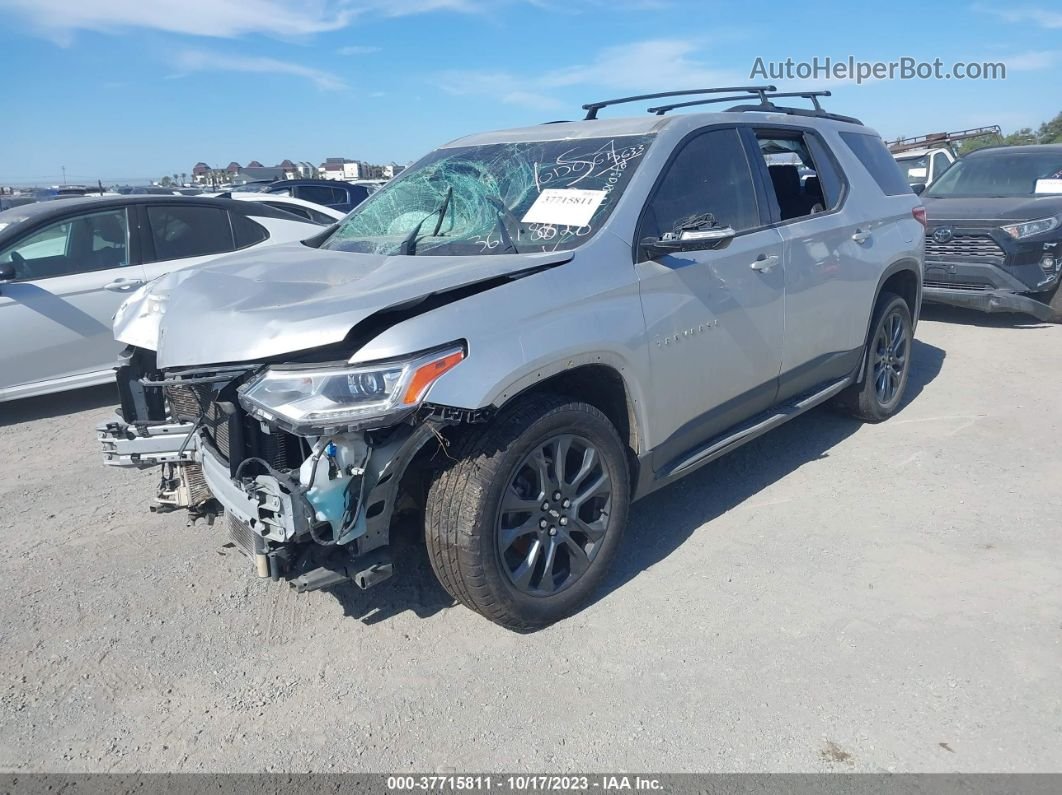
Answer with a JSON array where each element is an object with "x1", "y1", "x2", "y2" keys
[{"x1": 1, "y1": 306, "x2": 1059, "y2": 774}]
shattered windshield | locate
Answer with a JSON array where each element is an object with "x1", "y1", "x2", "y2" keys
[{"x1": 321, "y1": 135, "x2": 654, "y2": 256}]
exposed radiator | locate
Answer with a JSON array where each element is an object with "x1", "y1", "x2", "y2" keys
[{"x1": 227, "y1": 511, "x2": 258, "y2": 559}]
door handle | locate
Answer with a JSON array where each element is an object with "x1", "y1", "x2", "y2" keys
[
  {"x1": 104, "y1": 278, "x2": 144, "y2": 293},
  {"x1": 750, "y1": 254, "x2": 780, "y2": 272},
  {"x1": 852, "y1": 229, "x2": 872, "y2": 244}
]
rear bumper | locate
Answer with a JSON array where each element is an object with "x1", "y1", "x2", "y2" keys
[{"x1": 923, "y1": 285, "x2": 1059, "y2": 322}]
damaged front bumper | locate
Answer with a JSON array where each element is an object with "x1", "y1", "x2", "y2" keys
[
  {"x1": 97, "y1": 416, "x2": 196, "y2": 468},
  {"x1": 97, "y1": 403, "x2": 445, "y2": 593}
]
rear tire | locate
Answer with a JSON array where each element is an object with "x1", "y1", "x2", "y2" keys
[
  {"x1": 833, "y1": 291, "x2": 913, "y2": 422},
  {"x1": 424, "y1": 394, "x2": 630, "y2": 632}
]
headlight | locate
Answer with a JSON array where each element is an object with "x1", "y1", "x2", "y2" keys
[
  {"x1": 239, "y1": 344, "x2": 465, "y2": 434},
  {"x1": 1001, "y1": 216, "x2": 1059, "y2": 240}
]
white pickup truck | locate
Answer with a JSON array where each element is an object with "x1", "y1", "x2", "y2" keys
[{"x1": 887, "y1": 126, "x2": 1002, "y2": 192}]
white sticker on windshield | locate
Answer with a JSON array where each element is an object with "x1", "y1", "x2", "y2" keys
[
  {"x1": 906, "y1": 167, "x2": 928, "y2": 179},
  {"x1": 521, "y1": 189, "x2": 607, "y2": 228},
  {"x1": 1034, "y1": 178, "x2": 1062, "y2": 194}
]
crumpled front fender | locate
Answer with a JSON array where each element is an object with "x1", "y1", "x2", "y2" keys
[{"x1": 112, "y1": 270, "x2": 195, "y2": 352}]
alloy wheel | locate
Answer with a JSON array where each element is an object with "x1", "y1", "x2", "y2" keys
[
  {"x1": 873, "y1": 309, "x2": 910, "y2": 407},
  {"x1": 496, "y1": 434, "x2": 613, "y2": 596}
]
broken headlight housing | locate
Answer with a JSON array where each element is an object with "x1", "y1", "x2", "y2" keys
[{"x1": 239, "y1": 344, "x2": 465, "y2": 434}]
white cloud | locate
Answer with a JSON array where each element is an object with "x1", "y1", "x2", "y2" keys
[
  {"x1": 978, "y1": 4, "x2": 1062, "y2": 28},
  {"x1": 0, "y1": 0, "x2": 501, "y2": 44},
  {"x1": 338, "y1": 44, "x2": 381, "y2": 55},
  {"x1": 172, "y1": 49, "x2": 347, "y2": 90},
  {"x1": 434, "y1": 38, "x2": 752, "y2": 110},
  {"x1": 543, "y1": 39, "x2": 743, "y2": 91},
  {"x1": 433, "y1": 70, "x2": 564, "y2": 110},
  {"x1": 1003, "y1": 50, "x2": 1061, "y2": 70},
  {"x1": 0, "y1": 0, "x2": 356, "y2": 43}
]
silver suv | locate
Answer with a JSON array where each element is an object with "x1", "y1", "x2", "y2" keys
[{"x1": 98, "y1": 87, "x2": 925, "y2": 631}]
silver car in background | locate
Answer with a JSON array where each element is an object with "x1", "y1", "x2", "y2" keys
[{"x1": 0, "y1": 196, "x2": 324, "y2": 402}]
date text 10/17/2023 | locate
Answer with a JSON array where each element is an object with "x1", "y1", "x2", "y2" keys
[{"x1": 385, "y1": 775, "x2": 664, "y2": 791}]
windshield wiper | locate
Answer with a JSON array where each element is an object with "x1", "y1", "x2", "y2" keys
[
  {"x1": 400, "y1": 186, "x2": 453, "y2": 255},
  {"x1": 486, "y1": 196, "x2": 519, "y2": 254}
]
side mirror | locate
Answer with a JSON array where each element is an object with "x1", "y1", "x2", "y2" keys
[
  {"x1": 0, "y1": 262, "x2": 15, "y2": 282},
  {"x1": 910, "y1": 182, "x2": 927, "y2": 196},
  {"x1": 641, "y1": 226, "x2": 736, "y2": 259}
]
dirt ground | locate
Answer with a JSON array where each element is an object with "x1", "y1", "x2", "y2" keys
[{"x1": 1, "y1": 305, "x2": 1059, "y2": 773}]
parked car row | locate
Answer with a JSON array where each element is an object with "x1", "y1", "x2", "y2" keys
[{"x1": 0, "y1": 196, "x2": 326, "y2": 401}]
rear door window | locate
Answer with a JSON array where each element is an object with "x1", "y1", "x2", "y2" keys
[
  {"x1": 751, "y1": 130, "x2": 846, "y2": 221},
  {"x1": 146, "y1": 205, "x2": 235, "y2": 262},
  {"x1": 840, "y1": 132, "x2": 913, "y2": 196}
]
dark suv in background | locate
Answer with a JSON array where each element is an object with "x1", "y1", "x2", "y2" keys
[
  {"x1": 921, "y1": 144, "x2": 1062, "y2": 322},
  {"x1": 263, "y1": 179, "x2": 373, "y2": 213}
]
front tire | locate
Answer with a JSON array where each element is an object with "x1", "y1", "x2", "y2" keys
[
  {"x1": 833, "y1": 291, "x2": 914, "y2": 422},
  {"x1": 424, "y1": 394, "x2": 630, "y2": 631}
]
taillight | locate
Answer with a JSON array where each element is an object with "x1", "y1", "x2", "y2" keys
[{"x1": 912, "y1": 206, "x2": 927, "y2": 229}]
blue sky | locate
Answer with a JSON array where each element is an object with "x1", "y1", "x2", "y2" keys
[{"x1": 0, "y1": 0, "x2": 1057, "y2": 185}]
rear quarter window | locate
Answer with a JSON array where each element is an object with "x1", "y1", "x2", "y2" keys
[
  {"x1": 231, "y1": 212, "x2": 270, "y2": 248},
  {"x1": 839, "y1": 132, "x2": 913, "y2": 196}
]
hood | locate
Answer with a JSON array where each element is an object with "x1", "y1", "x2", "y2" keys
[
  {"x1": 922, "y1": 195, "x2": 1062, "y2": 224},
  {"x1": 115, "y1": 243, "x2": 572, "y2": 368}
]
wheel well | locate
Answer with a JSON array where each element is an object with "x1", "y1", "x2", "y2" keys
[
  {"x1": 880, "y1": 267, "x2": 919, "y2": 317},
  {"x1": 514, "y1": 364, "x2": 640, "y2": 458},
  {"x1": 392, "y1": 364, "x2": 641, "y2": 524}
]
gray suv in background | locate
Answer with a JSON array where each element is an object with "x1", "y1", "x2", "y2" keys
[{"x1": 98, "y1": 87, "x2": 924, "y2": 631}]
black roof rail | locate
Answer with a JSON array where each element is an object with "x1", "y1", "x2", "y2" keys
[
  {"x1": 581, "y1": 86, "x2": 776, "y2": 120},
  {"x1": 647, "y1": 89, "x2": 863, "y2": 126},
  {"x1": 727, "y1": 91, "x2": 863, "y2": 125},
  {"x1": 647, "y1": 93, "x2": 767, "y2": 115}
]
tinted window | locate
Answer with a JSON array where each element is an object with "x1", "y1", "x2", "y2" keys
[
  {"x1": 640, "y1": 128, "x2": 759, "y2": 247},
  {"x1": 146, "y1": 205, "x2": 234, "y2": 261},
  {"x1": 839, "y1": 132, "x2": 913, "y2": 196},
  {"x1": 349, "y1": 185, "x2": 370, "y2": 207},
  {"x1": 264, "y1": 201, "x2": 312, "y2": 220},
  {"x1": 231, "y1": 212, "x2": 270, "y2": 248},
  {"x1": 296, "y1": 185, "x2": 348, "y2": 206},
  {"x1": 0, "y1": 208, "x2": 130, "y2": 280}
]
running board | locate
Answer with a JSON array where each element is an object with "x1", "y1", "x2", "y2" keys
[{"x1": 664, "y1": 377, "x2": 852, "y2": 479}]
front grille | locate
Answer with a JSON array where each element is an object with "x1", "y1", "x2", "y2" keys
[
  {"x1": 924, "y1": 280, "x2": 989, "y2": 292},
  {"x1": 926, "y1": 233, "x2": 1005, "y2": 262}
]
